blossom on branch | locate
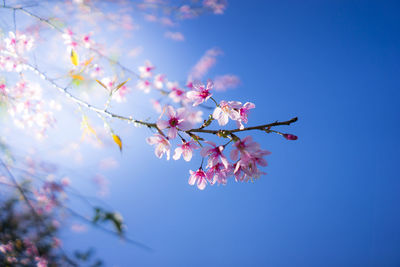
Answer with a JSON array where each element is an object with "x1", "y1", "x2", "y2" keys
[
  {"x1": 157, "y1": 106, "x2": 192, "y2": 139},
  {"x1": 212, "y1": 100, "x2": 241, "y2": 126},
  {"x1": 146, "y1": 134, "x2": 171, "y2": 160},
  {"x1": 188, "y1": 168, "x2": 210, "y2": 190},
  {"x1": 186, "y1": 79, "x2": 213, "y2": 106},
  {"x1": 173, "y1": 141, "x2": 199, "y2": 161}
]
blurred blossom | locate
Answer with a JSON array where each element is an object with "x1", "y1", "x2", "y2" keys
[
  {"x1": 188, "y1": 48, "x2": 222, "y2": 80},
  {"x1": 138, "y1": 60, "x2": 155, "y2": 78},
  {"x1": 154, "y1": 74, "x2": 166, "y2": 89},
  {"x1": 71, "y1": 223, "x2": 87, "y2": 233},
  {"x1": 203, "y1": 0, "x2": 228, "y2": 14},
  {"x1": 213, "y1": 74, "x2": 241, "y2": 91},
  {"x1": 99, "y1": 157, "x2": 119, "y2": 170},
  {"x1": 150, "y1": 99, "x2": 163, "y2": 113},
  {"x1": 160, "y1": 17, "x2": 175, "y2": 27},
  {"x1": 93, "y1": 174, "x2": 109, "y2": 197},
  {"x1": 127, "y1": 46, "x2": 143, "y2": 57},
  {"x1": 164, "y1": 31, "x2": 185, "y2": 41}
]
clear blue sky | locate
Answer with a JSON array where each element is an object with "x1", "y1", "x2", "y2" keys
[{"x1": 60, "y1": 1, "x2": 400, "y2": 266}]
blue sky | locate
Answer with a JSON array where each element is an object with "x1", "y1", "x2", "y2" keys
[{"x1": 7, "y1": 0, "x2": 399, "y2": 266}]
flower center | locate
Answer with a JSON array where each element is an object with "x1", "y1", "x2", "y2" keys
[
  {"x1": 169, "y1": 117, "x2": 179, "y2": 127},
  {"x1": 200, "y1": 90, "x2": 210, "y2": 99}
]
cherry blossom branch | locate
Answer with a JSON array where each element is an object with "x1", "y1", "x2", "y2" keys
[
  {"x1": 0, "y1": 1, "x2": 298, "y2": 192},
  {"x1": 24, "y1": 62, "x2": 297, "y2": 140},
  {"x1": 187, "y1": 117, "x2": 298, "y2": 135},
  {"x1": 2, "y1": 4, "x2": 144, "y2": 79}
]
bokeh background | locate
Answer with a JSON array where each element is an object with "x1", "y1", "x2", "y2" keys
[{"x1": 2, "y1": 0, "x2": 400, "y2": 266}]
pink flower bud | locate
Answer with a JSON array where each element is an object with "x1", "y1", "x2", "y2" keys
[{"x1": 283, "y1": 134, "x2": 298, "y2": 140}]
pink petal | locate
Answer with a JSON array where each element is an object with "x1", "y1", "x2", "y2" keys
[
  {"x1": 182, "y1": 148, "x2": 193, "y2": 162},
  {"x1": 168, "y1": 127, "x2": 178, "y2": 139},
  {"x1": 218, "y1": 113, "x2": 229, "y2": 126},
  {"x1": 230, "y1": 149, "x2": 239, "y2": 161},
  {"x1": 166, "y1": 105, "x2": 175, "y2": 118},
  {"x1": 157, "y1": 119, "x2": 169, "y2": 130},
  {"x1": 212, "y1": 107, "x2": 222, "y2": 120},
  {"x1": 197, "y1": 178, "x2": 206, "y2": 190},
  {"x1": 173, "y1": 147, "x2": 183, "y2": 160},
  {"x1": 188, "y1": 171, "x2": 196, "y2": 185}
]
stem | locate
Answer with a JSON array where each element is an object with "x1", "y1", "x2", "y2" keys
[
  {"x1": 210, "y1": 96, "x2": 219, "y2": 106},
  {"x1": 187, "y1": 117, "x2": 298, "y2": 135}
]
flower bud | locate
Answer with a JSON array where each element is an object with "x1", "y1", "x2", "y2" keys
[{"x1": 283, "y1": 133, "x2": 298, "y2": 140}]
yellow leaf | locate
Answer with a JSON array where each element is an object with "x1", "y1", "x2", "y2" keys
[
  {"x1": 71, "y1": 74, "x2": 84, "y2": 81},
  {"x1": 96, "y1": 79, "x2": 107, "y2": 90},
  {"x1": 112, "y1": 134, "x2": 122, "y2": 151},
  {"x1": 83, "y1": 57, "x2": 94, "y2": 66},
  {"x1": 114, "y1": 78, "x2": 130, "y2": 92},
  {"x1": 71, "y1": 49, "x2": 79, "y2": 66},
  {"x1": 81, "y1": 115, "x2": 99, "y2": 141}
]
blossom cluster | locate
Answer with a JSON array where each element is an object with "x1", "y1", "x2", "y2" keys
[
  {"x1": 0, "y1": 240, "x2": 49, "y2": 266},
  {"x1": 33, "y1": 177, "x2": 70, "y2": 214},
  {"x1": 0, "y1": 32, "x2": 34, "y2": 72},
  {"x1": 142, "y1": 73, "x2": 272, "y2": 190},
  {"x1": 0, "y1": 79, "x2": 57, "y2": 139}
]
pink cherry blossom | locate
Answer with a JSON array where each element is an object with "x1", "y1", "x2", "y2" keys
[
  {"x1": 0, "y1": 242, "x2": 13, "y2": 253},
  {"x1": 112, "y1": 84, "x2": 130, "y2": 102},
  {"x1": 100, "y1": 77, "x2": 130, "y2": 102},
  {"x1": 173, "y1": 140, "x2": 199, "y2": 161},
  {"x1": 186, "y1": 81, "x2": 193, "y2": 89},
  {"x1": 206, "y1": 162, "x2": 232, "y2": 185},
  {"x1": 146, "y1": 134, "x2": 171, "y2": 160},
  {"x1": 157, "y1": 106, "x2": 192, "y2": 139},
  {"x1": 153, "y1": 74, "x2": 166, "y2": 89},
  {"x1": 230, "y1": 136, "x2": 261, "y2": 161},
  {"x1": 62, "y1": 29, "x2": 78, "y2": 49},
  {"x1": 188, "y1": 168, "x2": 210, "y2": 190},
  {"x1": 82, "y1": 32, "x2": 94, "y2": 48},
  {"x1": 201, "y1": 141, "x2": 229, "y2": 168},
  {"x1": 186, "y1": 79, "x2": 213, "y2": 106},
  {"x1": 150, "y1": 99, "x2": 163, "y2": 113},
  {"x1": 24, "y1": 239, "x2": 39, "y2": 257},
  {"x1": 138, "y1": 60, "x2": 154, "y2": 78},
  {"x1": 233, "y1": 149, "x2": 271, "y2": 182},
  {"x1": 35, "y1": 257, "x2": 48, "y2": 267},
  {"x1": 167, "y1": 82, "x2": 187, "y2": 103},
  {"x1": 90, "y1": 64, "x2": 103, "y2": 78},
  {"x1": 4, "y1": 31, "x2": 34, "y2": 54},
  {"x1": 0, "y1": 83, "x2": 6, "y2": 95},
  {"x1": 212, "y1": 100, "x2": 241, "y2": 126},
  {"x1": 237, "y1": 102, "x2": 255, "y2": 129},
  {"x1": 137, "y1": 79, "x2": 152, "y2": 93}
]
